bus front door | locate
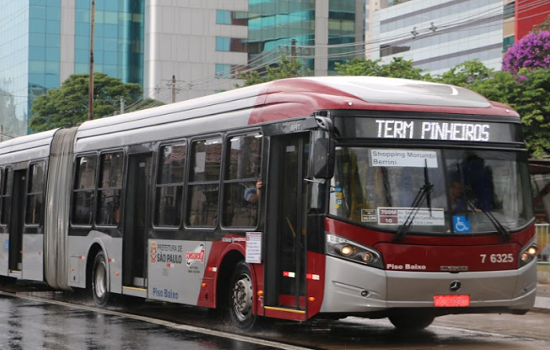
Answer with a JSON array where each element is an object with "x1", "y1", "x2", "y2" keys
[
  {"x1": 265, "y1": 133, "x2": 308, "y2": 317},
  {"x1": 123, "y1": 152, "x2": 152, "y2": 290}
]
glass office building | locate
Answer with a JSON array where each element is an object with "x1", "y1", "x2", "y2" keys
[
  {"x1": 0, "y1": 0, "x2": 362, "y2": 138},
  {"x1": 246, "y1": 0, "x2": 361, "y2": 74},
  {"x1": 74, "y1": 0, "x2": 144, "y2": 84},
  {"x1": 0, "y1": 0, "x2": 143, "y2": 138},
  {"x1": 0, "y1": 0, "x2": 61, "y2": 138}
]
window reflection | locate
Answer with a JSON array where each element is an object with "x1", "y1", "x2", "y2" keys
[
  {"x1": 222, "y1": 133, "x2": 262, "y2": 228},
  {"x1": 330, "y1": 147, "x2": 532, "y2": 234}
]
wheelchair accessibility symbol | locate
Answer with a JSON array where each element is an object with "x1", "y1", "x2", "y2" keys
[{"x1": 453, "y1": 215, "x2": 471, "y2": 233}]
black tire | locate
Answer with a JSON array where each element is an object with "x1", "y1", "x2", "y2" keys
[
  {"x1": 91, "y1": 251, "x2": 110, "y2": 307},
  {"x1": 388, "y1": 312, "x2": 434, "y2": 330},
  {"x1": 228, "y1": 262, "x2": 257, "y2": 330}
]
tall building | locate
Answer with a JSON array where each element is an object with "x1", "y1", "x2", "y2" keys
[
  {"x1": 0, "y1": 0, "x2": 364, "y2": 138},
  {"x1": 245, "y1": 0, "x2": 363, "y2": 75},
  {"x1": 515, "y1": 0, "x2": 550, "y2": 41},
  {"x1": 369, "y1": 0, "x2": 506, "y2": 75},
  {"x1": 0, "y1": 0, "x2": 145, "y2": 139}
]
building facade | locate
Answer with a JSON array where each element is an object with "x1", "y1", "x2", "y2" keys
[
  {"x1": 515, "y1": 0, "x2": 550, "y2": 41},
  {"x1": 0, "y1": 0, "x2": 364, "y2": 138},
  {"x1": 0, "y1": 0, "x2": 145, "y2": 139},
  {"x1": 369, "y1": 0, "x2": 506, "y2": 76}
]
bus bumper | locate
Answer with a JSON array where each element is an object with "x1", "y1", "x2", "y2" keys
[{"x1": 319, "y1": 255, "x2": 537, "y2": 315}]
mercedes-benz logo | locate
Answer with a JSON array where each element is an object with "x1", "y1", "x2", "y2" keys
[{"x1": 449, "y1": 280, "x2": 461, "y2": 292}]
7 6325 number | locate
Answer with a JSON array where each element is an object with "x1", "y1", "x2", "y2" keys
[{"x1": 480, "y1": 253, "x2": 514, "y2": 263}]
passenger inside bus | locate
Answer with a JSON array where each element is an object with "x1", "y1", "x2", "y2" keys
[
  {"x1": 433, "y1": 180, "x2": 481, "y2": 213},
  {"x1": 244, "y1": 180, "x2": 262, "y2": 204}
]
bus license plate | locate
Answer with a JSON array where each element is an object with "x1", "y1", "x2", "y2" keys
[{"x1": 433, "y1": 295, "x2": 470, "y2": 307}]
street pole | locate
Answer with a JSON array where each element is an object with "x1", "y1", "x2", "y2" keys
[
  {"x1": 88, "y1": 0, "x2": 95, "y2": 120},
  {"x1": 172, "y1": 75, "x2": 176, "y2": 103}
]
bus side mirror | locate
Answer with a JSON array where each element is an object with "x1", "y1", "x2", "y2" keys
[{"x1": 313, "y1": 138, "x2": 335, "y2": 179}]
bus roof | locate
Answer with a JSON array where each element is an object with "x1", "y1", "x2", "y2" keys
[
  {"x1": 77, "y1": 76, "x2": 517, "y2": 139},
  {"x1": 0, "y1": 128, "x2": 58, "y2": 162},
  {"x1": 0, "y1": 77, "x2": 519, "y2": 156}
]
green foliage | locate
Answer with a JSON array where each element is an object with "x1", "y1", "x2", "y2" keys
[
  {"x1": 237, "y1": 54, "x2": 310, "y2": 87},
  {"x1": 435, "y1": 60, "x2": 494, "y2": 87},
  {"x1": 462, "y1": 67, "x2": 550, "y2": 158},
  {"x1": 335, "y1": 57, "x2": 430, "y2": 80},
  {"x1": 500, "y1": 68, "x2": 550, "y2": 158},
  {"x1": 29, "y1": 73, "x2": 161, "y2": 132},
  {"x1": 534, "y1": 14, "x2": 550, "y2": 33}
]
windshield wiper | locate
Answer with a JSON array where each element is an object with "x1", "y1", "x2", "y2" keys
[
  {"x1": 464, "y1": 187, "x2": 510, "y2": 242},
  {"x1": 394, "y1": 160, "x2": 433, "y2": 242}
]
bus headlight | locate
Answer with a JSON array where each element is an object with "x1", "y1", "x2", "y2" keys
[
  {"x1": 326, "y1": 233, "x2": 383, "y2": 269},
  {"x1": 339, "y1": 244, "x2": 355, "y2": 257},
  {"x1": 518, "y1": 240, "x2": 537, "y2": 268}
]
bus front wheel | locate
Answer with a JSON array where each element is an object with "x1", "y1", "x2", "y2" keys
[
  {"x1": 228, "y1": 262, "x2": 257, "y2": 330},
  {"x1": 92, "y1": 251, "x2": 110, "y2": 307},
  {"x1": 388, "y1": 312, "x2": 434, "y2": 330}
]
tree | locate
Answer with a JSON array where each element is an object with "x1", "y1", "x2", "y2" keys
[
  {"x1": 435, "y1": 60, "x2": 493, "y2": 87},
  {"x1": 29, "y1": 73, "x2": 160, "y2": 132},
  {"x1": 335, "y1": 56, "x2": 430, "y2": 80},
  {"x1": 237, "y1": 54, "x2": 309, "y2": 87},
  {"x1": 533, "y1": 14, "x2": 550, "y2": 33},
  {"x1": 502, "y1": 30, "x2": 550, "y2": 76},
  {"x1": 462, "y1": 68, "x2": 550, "y2": 158}
]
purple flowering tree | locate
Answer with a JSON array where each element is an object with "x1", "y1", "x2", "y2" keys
[{"x1": 502, "y1": 30, "x2": 550, "y2": 76}]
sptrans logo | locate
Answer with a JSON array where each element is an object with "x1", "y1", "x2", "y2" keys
[
  {"x1": 186, "y1": 243, "x2": 206, "y2": 266},
  {"x1": 150, "y1": 241, "x2": 157, "y2": 263}
]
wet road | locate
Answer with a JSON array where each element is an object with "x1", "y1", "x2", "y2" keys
[
  {"x1": 0, "y1": 294, "x2": 297, "y2": 350},
  {"x1": 1, "y1": 286, "x2": 549, "y2": 350}
]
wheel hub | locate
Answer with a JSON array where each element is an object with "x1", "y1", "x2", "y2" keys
[{"x1": 232, "y1": 276, "x2": 252, "y2": 320}]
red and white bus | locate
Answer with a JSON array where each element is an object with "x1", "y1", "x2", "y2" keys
[{"x1": 0, "y1": 76, "x2": 537, "y2": 330}]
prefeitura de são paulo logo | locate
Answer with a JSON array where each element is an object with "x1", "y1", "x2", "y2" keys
[{"x1": 185, "y1": 243, "x2": 206, "y2": 266}]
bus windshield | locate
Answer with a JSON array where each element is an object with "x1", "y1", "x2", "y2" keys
[{"x1": 329, "y1": 147, "x2": 533, "y2": 235}]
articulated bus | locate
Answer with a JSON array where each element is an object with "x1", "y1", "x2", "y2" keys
[{"x1": 0, "y1": 77, "x2": 537, "y2": 330}]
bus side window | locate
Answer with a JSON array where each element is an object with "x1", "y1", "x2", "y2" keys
[
  {"x1": 187, "y1": 138, "x2": 222, "y2": 227},
  {"x1": 0, "y1": 168, "x2": 12, "y2": 225},
  {"x1": 26, "y1": 161, "x2": 45, "y2": 225},
  {"x1": 155, "y1": 142, "x2": 186, "y2": 227},
  {"x1": 97, "y1": 152, "x2": 124, "y2": 226},
  {"x1": 72, "y1": 155, "x2": 97, "y2": 226},
  {"x1": 222, "y1": 133, "x2": 262, "y2": 228}
]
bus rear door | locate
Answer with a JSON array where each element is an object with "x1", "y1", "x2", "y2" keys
[
  {"x1": 264, "y1": 133, "x2": 309, "y2": 320},
  {"x1": 122, "y1": 151, "x2": 152, "y2": 295}
]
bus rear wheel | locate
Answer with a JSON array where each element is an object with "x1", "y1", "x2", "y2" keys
[
  {"x1": 228, "y1": 262, "x2": 257, "y2": 330},
  {"x1": 92, "y1": 251, "x2": 110, "y2": 307},
  {"x1": 388, "y1": 312, "x2": 434, "y2": 330}
]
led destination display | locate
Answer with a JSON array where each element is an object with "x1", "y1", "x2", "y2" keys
[{"x1": 335, "y1": 117, "x2": 522, "y2": 143}]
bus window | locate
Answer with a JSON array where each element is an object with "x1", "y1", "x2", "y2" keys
[
  {"x1": 222, "y1": 133, "x2": 262, "y2": 227},
  {"x1": 187, "y1": 138, "x2": 222, "y2": 227},
  {"x1": 26, "y1": 161, "x2": 45, "y2": 225},
  {"x1": 73, "y1": 155, "x2": 97, "y2": 226},
  {"x1": 330, "y1": 147, "x2": 532, "y2": 234},
  {"x1": 155, "y1": 142, "x2": 186, "y2": 227},
  {"x1": 97, "y1": 152, "x2": 123, "y2": 226},
  {"x1": 1, "y1": 168, "x2": 12, "y2": 225}
]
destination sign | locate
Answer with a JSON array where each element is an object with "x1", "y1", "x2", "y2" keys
[
  {"x1": 335, "y1": 117, "x2": 522, "y2": 143},
  {"x1": 376, "y1": 120, "x2": 490, "y2": 142}
]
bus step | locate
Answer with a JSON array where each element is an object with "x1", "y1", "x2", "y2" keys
[{"x1": 123, "y1": 286, "x2": 147, "y2": 298}]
